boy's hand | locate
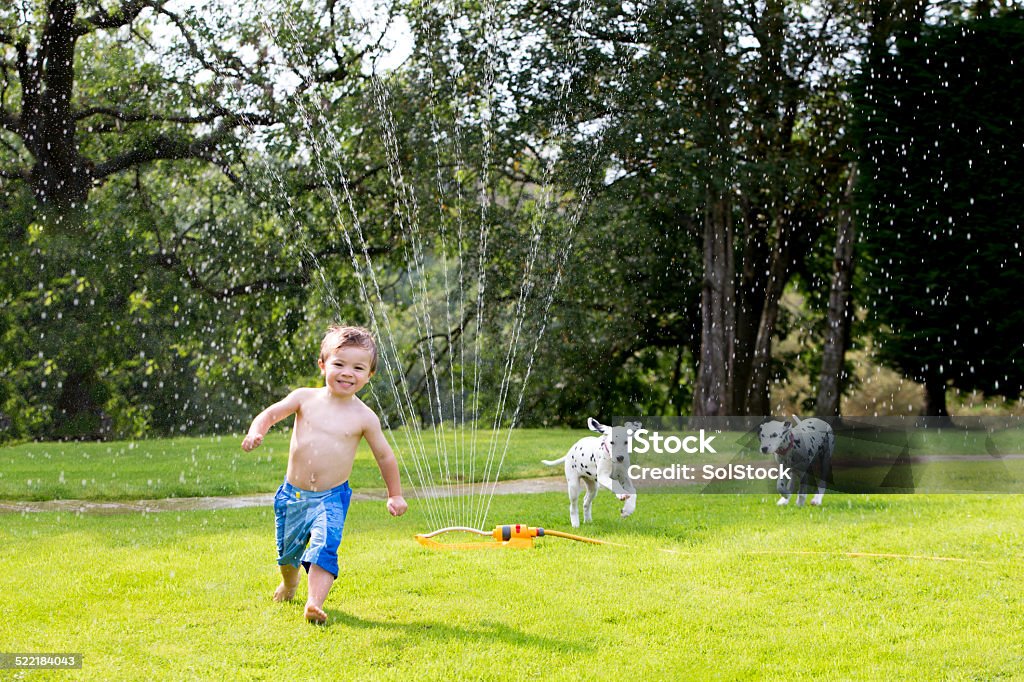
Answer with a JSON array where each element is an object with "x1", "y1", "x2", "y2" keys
[
  {"x1": 241, "y1": 433, "x2": 263, "y2": 452},
  {"x1": 386, "y1": 495, "x2": 408, "y2": 517}
]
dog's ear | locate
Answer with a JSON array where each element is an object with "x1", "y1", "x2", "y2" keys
[{"x1": 587, "y1": 417, "x2": 606, "y2": 434}]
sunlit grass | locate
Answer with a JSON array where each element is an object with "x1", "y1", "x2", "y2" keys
[
  {"x1": 1, "y1": 493, "x2": 1022, "y2": 680},
  {"x1": 2, "y1": 425, "x2": 1021, "y2": 501},
  {"x1": 0, "y1": 428, "x2": 576, "y2": 501}
]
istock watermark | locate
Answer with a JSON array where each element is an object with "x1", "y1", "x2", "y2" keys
[
  {"x1": 628, "y1": 462, "x2": 791, "y2": 482},
  {"x1": 628, "y1": 428, "x2": 718, "y2": 454},
  {"x1": 611, "y1": 416, "x2": 1024, "y2": 494}
]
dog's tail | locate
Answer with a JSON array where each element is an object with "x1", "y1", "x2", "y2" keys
[{"x1": 541, "y1": 455, "x2": 567, "y2": 466}]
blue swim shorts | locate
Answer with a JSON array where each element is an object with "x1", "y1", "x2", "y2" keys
[{"x1": 274, "y1": 480, "x2": 352, "y2": 578}]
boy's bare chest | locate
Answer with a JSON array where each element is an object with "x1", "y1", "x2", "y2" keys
[{"x1": 295, "y1": 401, "x2": 363, "y2": 442}]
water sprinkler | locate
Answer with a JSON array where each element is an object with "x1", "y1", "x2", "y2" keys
[{"x1": 415, "y1": 524, "x2": 613, "y2": 550}]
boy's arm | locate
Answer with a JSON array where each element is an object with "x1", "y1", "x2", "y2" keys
[
  {"x1": 363, "y1": 413, "x2": 408, "y2": 516},
  {"x1": 241, "y1": 390, "x2": 304, "y2": 451}
]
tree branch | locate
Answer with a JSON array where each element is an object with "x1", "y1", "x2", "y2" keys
[
  {"x1": 75, "y1": 0, "x2": 156, "y2": 35},
  {"x1": 148, "y1": 2, "x2": 243, "y2": 79},
  {"x1": 75, "y1": 105, "x2": 231, "y2": 123},
  {"x1": 0, "y1": 110, "x2": 18, "y2": 133},
  {"x1": 152, "y1": 243, "x2": 391, "y2": 301},
  {"x1": 90, "y1": 111, "x2": 276, "y2": 181},
  {"x1": 12, "y1": 36, "x2": 36, "y2": 121}
]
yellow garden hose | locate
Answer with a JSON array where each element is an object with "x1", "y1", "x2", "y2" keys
[{"x1": 414, "y1": 524, "x2": 999, "y2": 564}]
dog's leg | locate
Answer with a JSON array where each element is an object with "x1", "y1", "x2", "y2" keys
[
  {"x1": 776, "y1": 468, "x2": 792, "y2": 506},
  {"x1": 582, "y1": 478, "x2": 598, "y2": 523},
  {"x1": 597, "y1": 474, "x2": 619, "y2": 494},
  {"x1": 617, "y1": 477, "x2": 637, "y2": 517},
  {"x1": 811, "y1": 444, "x2": 832, "y2": 506},
  {"x1": 567, "y1": 476, "x2": 582, "y2": 528},
  {"x1": 795, "y1": 470, "x2": 810, "y2": 506}
]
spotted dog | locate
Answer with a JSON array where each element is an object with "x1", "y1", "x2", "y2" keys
[
  {"x1": 758, "y1": 416, "x2": 834, "y2": 506},
  {"x1": 542, "y1": 418, "x2": 640, "y2": 528}
]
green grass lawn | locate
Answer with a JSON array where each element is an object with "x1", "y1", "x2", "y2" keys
[
  {"x1": 3, "y1": 424, "x2": 1022, "y2": 502},
  {"x1": 0, "y1": 428, "x2": 575, "y2": 501},
  {"x1": 3, "y1": 430, "x2": 1023, "y2": 679},
  {"x1": 2, "y1": 492, "x2": 1022, "y2": 680}
]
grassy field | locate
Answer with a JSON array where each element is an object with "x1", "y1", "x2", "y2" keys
[
  {"x1": 2, "y1": 430, "x2": 1023, "y2": 679},
  {"x1": 2, "y1": 492, "x2": 1022, "y2": 680},
  {"x1": 2, "y1": 423, "x2": 1022, "y2": 501},
  {"x1": 0, "y1": 428, "x2": 573, "y2": 501}
]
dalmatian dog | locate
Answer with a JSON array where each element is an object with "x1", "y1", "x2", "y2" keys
[
  {"x1": 758, "y1": 416, "x2": 834, "y2": 507},
  {"x1": 542, "y1": 418, "x2": 640, "y2": 528}
]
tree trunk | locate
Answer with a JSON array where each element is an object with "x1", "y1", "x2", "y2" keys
[
  {"x1": 53, "y1": 368, "x2": 110, "y2": 440},
  {"x1": 694, "y1": 0, "x2": 735, "y2": 417},
  {"x1": 816, "y1": 165, "x2": 858, "y2": 416},
  {"x1": 923, "y1": 376, "x2": 949, "y2": 417},
  {"x1": 22, "y1": 0, "x2": 91, "y2": 208},
  {"x1": 745, "y1": 235, "x2": 788, "y2": 417},
  {"x1": 696, "y1": 194, "x2": 736, "y2": 416},
  {"x1": 731, "y1": 197, "x2": 765, "y2": 416}
]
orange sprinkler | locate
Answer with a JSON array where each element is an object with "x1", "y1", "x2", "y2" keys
[{"x1": 415, "y1": 524, "x2": 616, "y2": 550}]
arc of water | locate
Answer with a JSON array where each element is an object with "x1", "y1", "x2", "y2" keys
[
  {"x1": 369, "y1": 75, "x2": 459, "y2": 526},
  {"x1": 221, "y1": 128, "x2": 446, "y2": 532},
  {"x1": 476, "y1": 0, "x2": 656, "y2": 528},
  {"x1": 417, "y1": 55, "x2": 473, "y2": 527},
  {"x1": 245, "y1": 0, "x2": 653, "y2": 532},
  {"x1": 262, "y1": 12, "x2": 454, "y2": 530}
]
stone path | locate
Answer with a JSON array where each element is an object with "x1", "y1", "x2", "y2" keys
[
  {"x1": 3, "y1": 453, "x2": 1020, "y2": 515},
  {"x1": 0, "y1": 476, "x2": 567, "y2": 515}
]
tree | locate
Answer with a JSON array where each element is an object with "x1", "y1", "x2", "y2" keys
[
  {"x1": 442, "y1": 0, "x2": 860, "y2": 417},
  {"x1": 0, "y1": 1, "x2": 280, "y2": 210},
  {"x1": 0, "y1": 1, "x2": 412, "y2": 439},
  {"x1": 857, "y1": 13, "x2": 1024, "y2": 415}
]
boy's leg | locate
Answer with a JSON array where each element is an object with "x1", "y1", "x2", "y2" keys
[
  {"x1": 304, "y1": 565, "x2": 334, "y2": 623},
  {"x1": 301, "y1": 486, "x2": 351, "y2": 623},
  {"x1": 274, "y1": 486, "x2": 309, "y2": 602},
  {"x1": 274, "y1": 563, "x2": 301, "y2": 602}
]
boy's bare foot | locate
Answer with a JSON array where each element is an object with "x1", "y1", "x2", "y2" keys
[
  {"x1": 304, "y1": 603, "x2": 328, "y2": 624},
  {"x1": 273, "y1": 580, "x2": 299, "y2": 602}
]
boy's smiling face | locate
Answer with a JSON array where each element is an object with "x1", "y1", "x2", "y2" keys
[{"x1": 319, "y1": 346, "x2": 374, "y2": 398}]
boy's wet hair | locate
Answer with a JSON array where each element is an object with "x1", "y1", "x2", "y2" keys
[{"x1": 320, "y1": 325, "x2": 378, "y2": 373}]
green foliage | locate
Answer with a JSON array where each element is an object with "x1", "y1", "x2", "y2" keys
[
  {"x1": 858, "y1": 14, "x2": 1024, "y2": 405},
  {"x1": 6, "y1": 0, "x2": 1023, "y2": 441},
  {"x1": 0, "y1": 2, "x2": 428, "y2": 441},
  {"x1": 405, "y1": 0, "x2": 862, "y2": 418}
]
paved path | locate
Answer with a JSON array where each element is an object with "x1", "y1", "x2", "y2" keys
[
  {"x1": 0, "y1": 476, "x2": 567, "y2": 515},
  {"x1": 3, "y1": 453, "x2": 1020, "y2": 515}
]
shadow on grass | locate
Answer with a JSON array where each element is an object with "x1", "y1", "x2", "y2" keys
[
  {"x1": 509, "y1": 490, "x2": 955, "y2": 550},
  {"x1": 319, "y1": 609, "x2": 591, "y2": 653}
]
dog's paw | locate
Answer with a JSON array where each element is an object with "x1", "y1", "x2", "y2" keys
[
  {"x1": 776, "y1": 497, "x2": 790, "y2": 506},
  {"x1": 809, "y1": 497, "x2": 823, "y2": 506},
  {"x1": 620, "y1": 508, "x2": 634, "y2": 518}
]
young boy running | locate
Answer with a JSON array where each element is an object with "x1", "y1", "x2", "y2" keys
[{"x1": 242, "y1": 325, "x2": 407, "y2": 623}]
